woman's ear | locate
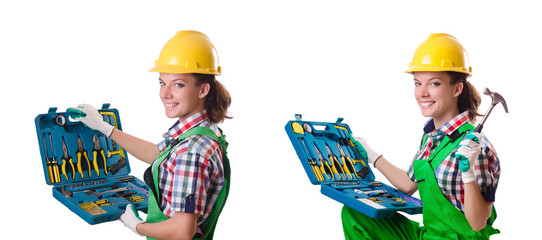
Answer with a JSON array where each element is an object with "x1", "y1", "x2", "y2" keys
[
  {"x1": 199, "y1": 83, "x2": 210, "y2": 99},
  {"x1": 454, "y1": 82, "x2": 464, "y2": 97}
]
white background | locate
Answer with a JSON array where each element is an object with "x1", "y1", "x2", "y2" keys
[{"x1": 1, "y1": 0, "x2": 539, "y2": 239}]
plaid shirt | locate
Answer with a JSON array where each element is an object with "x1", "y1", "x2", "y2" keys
[
  {"x1": 407, "y1": 111, "x2": 501, "y2": 212},
  {"x1": 154, "y1": 110, "x2": 224, "y2": 236}
]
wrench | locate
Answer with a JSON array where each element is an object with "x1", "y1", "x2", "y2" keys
[{"x1": 86, "y1": 187, "x2": 131, "y2": 197}]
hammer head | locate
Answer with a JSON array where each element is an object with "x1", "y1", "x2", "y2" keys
[{"x1": 483, "y1": 88, "x2": 509, "y2": 113}]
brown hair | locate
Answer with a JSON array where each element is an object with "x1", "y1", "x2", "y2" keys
[
  {"x1": 193, "y1": 73, "x2": 232, "y2": 123},
  {"x1": 447, "y1": 71, "x2": 482, "y2": 122}
]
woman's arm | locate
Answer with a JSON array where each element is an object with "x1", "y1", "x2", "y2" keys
[
  {"x1": 69, "y1": 104, "x2": 159, "y2": 164},
  {"x1": 350, "y1": 135, "x2": 418, "y2": 195},
  {"x1": 456, "y1": 132, "x2": 495, "y2": 231},
  {"x1": 109, "y1": 128, "x2": 159, "y2": 164},
  {"x1": 374, "y1": 157, "x2": 418, "y2": 195},
  {"x1": 463, "y1": 182, "x2": 492, "y2": 231},
  {"x1": 137, "y1": 212, "x2": 197, "y2": 240}
]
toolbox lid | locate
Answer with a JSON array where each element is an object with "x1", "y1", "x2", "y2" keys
[
  {"x1": 35, "y1": 104, "x2": 131, "y2": 185},
  {"x1": 285, "y1": 115, "x2": 376, "y2": 185}
]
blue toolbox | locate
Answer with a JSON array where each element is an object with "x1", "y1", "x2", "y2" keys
[
  {"x1": 285, "y1": 114, "x2": 423, "y2": 218},
  {"x1": 35, "y1": 104, "x2": 149, "y2": 224}
]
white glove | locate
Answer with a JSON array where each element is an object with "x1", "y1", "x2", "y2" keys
[
  {"x1": 68, "y1": 104, "x2": 114, "y2": 137},
  {"x1": 455, "y1": 132, "x2": 482, "y2": 184},
  {"x1": 119, "y1": 204, "x2": 145, "y2": 236},
  {"x1": 349, "y1": 134, "x2": 382, "y2": 166}
]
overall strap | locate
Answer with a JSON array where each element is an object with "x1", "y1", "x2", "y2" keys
[
  {"x1": 426, "y1": 123, "x2": 475, "y2": 170},
  {"x1": 147, "y1": 127, "x2": 228, "y2": 211},
  {"x1": 190, "y1": 127, "x2": 230, "y2": 240}
]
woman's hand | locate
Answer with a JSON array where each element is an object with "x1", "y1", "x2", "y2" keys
[
  {"x1": 456, "y1": 132, "x2": 482, "y2": 183},
  {"x1": 349, "y1": 134, "x2": 382, "y2": 167},
  {"x1": 456, "y1": 132, "x2": 493, "y2": 231},
  {"x1": 68, "y1": 104, "x2": 114, "y2": 137},
  {"x1": 119, "y1": 204, "x2": 145, "y2": 236}
]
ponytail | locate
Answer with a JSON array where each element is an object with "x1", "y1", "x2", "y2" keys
[
  {"x1": 193, "y1": 73, "x2": 232, "y2": 123},
  {"x1": 447, "y1": 71, "x2": 482, "y2": 122}
]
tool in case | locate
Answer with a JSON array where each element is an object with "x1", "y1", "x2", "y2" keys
[
  {"x1": 35, "y1": 103, "x2": 149, "y2": 224},
  {"x1": 285, "y1": 114, "x2": 423, "y2": 218}
]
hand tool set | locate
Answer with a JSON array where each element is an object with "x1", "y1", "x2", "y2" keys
[
  {"x1": 35, "y1": 103, "x2": 148, "y2": 224},
  {"x1": 285, "y1": 114, "x2": 423, "y2": 218}
]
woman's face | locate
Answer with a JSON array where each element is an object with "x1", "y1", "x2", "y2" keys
[
  {"x1": 414, "y1": 71, "x2": 463, "y2": 124},
  {"x1": 159, "y1": 73, "x2": 209, "y2": 121}
]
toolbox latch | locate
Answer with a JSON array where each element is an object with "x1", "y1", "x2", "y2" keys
[
  {"x1": 47, "y1": 107, "x2": 58, "y2": 114},
  {"x1": 336, "y1": 117, "x2": 344, "y2": 123},
  {"x1": 295, "y1": 114, "x2": 302, "y2": 121}
]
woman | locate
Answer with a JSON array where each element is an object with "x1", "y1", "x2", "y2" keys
[
  {"x1": 72, "y1": 30, "x2": 231, "y2": 240},
  {"x1": 342, "y1": 33, "x2": 500, "y2": 239}
]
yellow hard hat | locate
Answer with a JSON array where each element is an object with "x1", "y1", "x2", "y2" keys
[
  {"x1": 406, "y1": 33, "x2": 471, "y2": 76},
  {"x1": 149, "y1": 30, "x2": 221, "y2": 75}
]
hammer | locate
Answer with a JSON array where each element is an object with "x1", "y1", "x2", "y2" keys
[{"x1": 474, "y1": 88, "x2": 509, "y2": 133}]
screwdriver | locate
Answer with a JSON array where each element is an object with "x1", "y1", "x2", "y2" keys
[
  {"x1": 291, "y1": 122, "x2": 324, "y2": 181},
  {"x1": 47, "y1": 134, "x2": 61, "y2": 183},
  {"x1": 42, "y1": 134, "x2": 56, "y2": 183}
]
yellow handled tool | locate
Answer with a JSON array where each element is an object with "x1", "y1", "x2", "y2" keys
[
  {"x1": 61, "y1": 137, "x2": 76, "y2": 180},
  {"x1": 92, "y1": 134, "x2": 108, "y2": 176},
  {"x1": 335, "y1": 125, "x2": 370, "y2": 179},
  {"x1": 42, "y1": 134, "x2": 56, "y2": 183},
  {"x1": 325, "y1": 143, "x2": 346, "y2": 180},
  {"x1": 336, "y1": 142, "x2": 358, "y2": 180},
  {"x1": 47, "y1": 134, "x2": 61, "y2": 183},
  {"x1": 314, "y1": 143, "x2": 336, "y2": 180},
  {"x1": 100, "y1": 111, "x2": 126, "y2": 160},
  {"x1": 76, "y1": 136, "x2": 92, "y2": 179},
  {"x1": 292, "y1": 122, "x2": 324, "y2": 181}
]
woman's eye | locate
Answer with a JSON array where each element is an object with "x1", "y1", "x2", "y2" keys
[
  {"x1": 159, "y1": 82, "x2": 165, "y2": 86},
  {"x1": 175, "y1": 83, "x2": 185, "y2": 88},
  {"x1": 414, "y1": 82, "x2": 421, "y2": 86},
  {"x1": 432, "y1": 82, "x2": 441, "y2": 86}
]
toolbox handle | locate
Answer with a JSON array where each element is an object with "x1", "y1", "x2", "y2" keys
[{"x1": 310, "y1": 123, "x2": 340, "y2": 141}]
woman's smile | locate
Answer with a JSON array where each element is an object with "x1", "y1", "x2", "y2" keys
[{"x1": 414, "y1": 71, "x2": 462, "y2": 129}]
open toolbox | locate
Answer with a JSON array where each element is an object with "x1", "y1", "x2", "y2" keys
[
  {"x1": 285, "y1": 114, "x2": 423, "y2": 219},
  {"x1": 35, "y1": 103, "x2": 148, "y2": 224}
]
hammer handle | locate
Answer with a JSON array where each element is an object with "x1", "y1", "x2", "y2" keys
[
  {"x1": 474, "y1": 102, "x2": 497, "y2": 133},
  {"x1": 473, "y1": 124, "x2": 483, "y2": 133}
]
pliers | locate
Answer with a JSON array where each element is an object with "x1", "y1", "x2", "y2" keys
[
  {"x1": 92, "y1": 134, "x2": 108, "y2": 176},
  {"x1": 336, "y1": 142, "x2": 358, "y2": 180},
  {"x1": 313, "y1": 143, "x2": 334, "y2": 180},
  {"x1": 76, "y1": 136, "x2": 92, "y2": 179},
  {"x1": 324, "y1": 143, "x2": 346, "y2": 180},
  {"x1": 61, "y1": 137, "x2": 76, "y2": 180}
]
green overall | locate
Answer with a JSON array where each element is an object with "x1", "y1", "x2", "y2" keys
[
  {"x1": 342, "y1": 124, "x2": 499, "y2": 239},
  {"x1": 145, "y1": 127, "x2": 230, "y2": 240}
]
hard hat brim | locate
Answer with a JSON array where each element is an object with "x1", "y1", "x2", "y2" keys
[
  {"x1": 405, "y1": 65, "x2": 471, "y2": 76},
  {"x1": 149, "y1": 64, "x2": 221, "y2": 76}
]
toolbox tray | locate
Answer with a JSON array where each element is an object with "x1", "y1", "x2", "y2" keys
[
  {"x1": 35, "y1": 103, "x2": 148, "y2": 224},
  {"x1": 285, "y1": 114, "x2": 423, "y2": 219}
]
